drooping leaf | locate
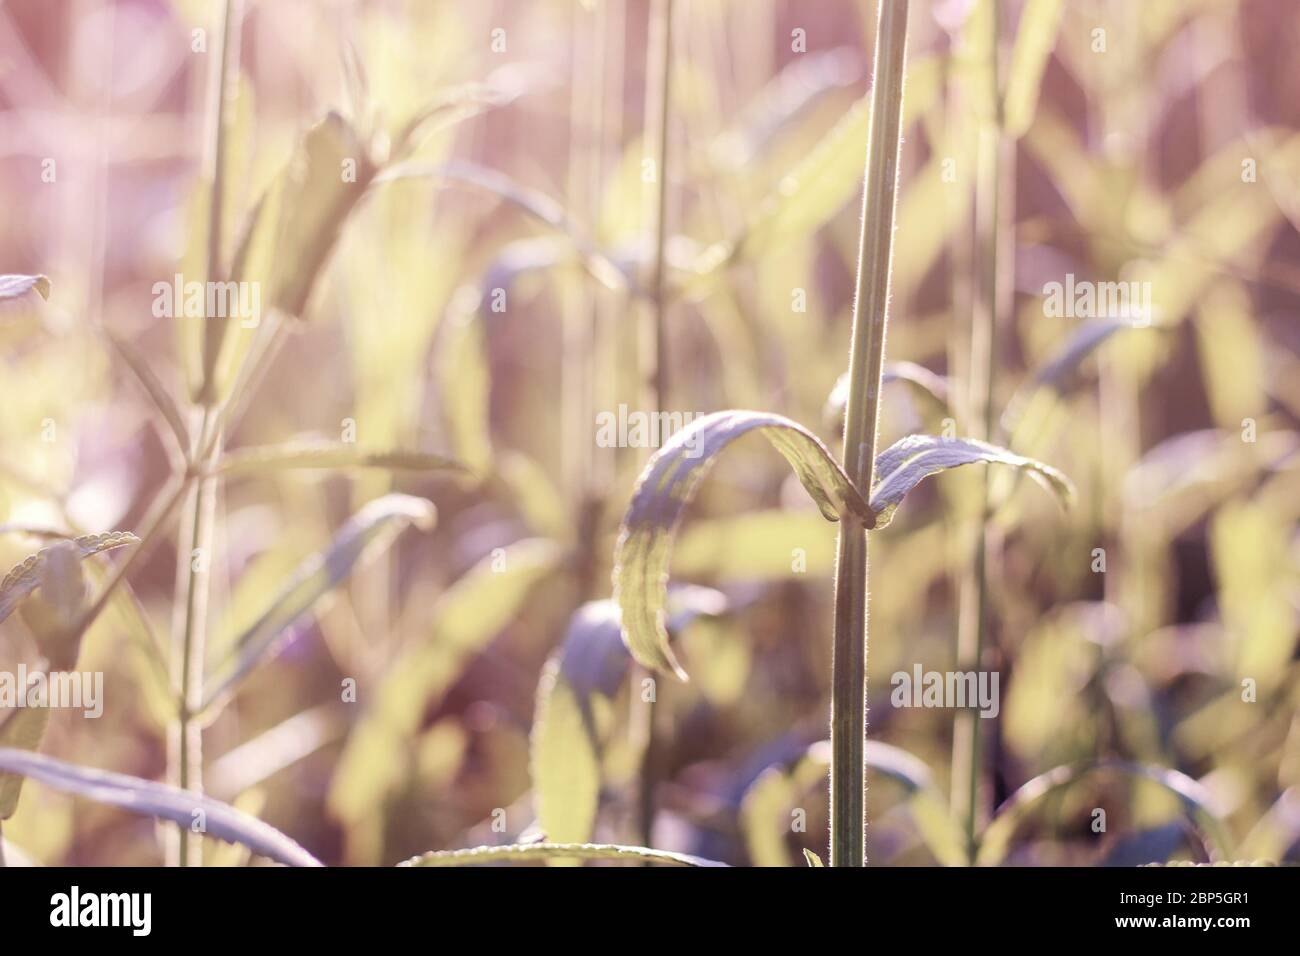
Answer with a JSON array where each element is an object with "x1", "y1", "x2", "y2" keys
[
  {"x1": 204, "y1": 494, "x2": 436, "y2": 709},
  {"x1": 398, "y1": 842, "x2": 726, "y2": 868},
  {"x1": 0, "y1": 532, "x2": 138, "y2": 626},
  {"x1": 215, "y1": 440, "x2": 468, "y2": 478},
  {"x1": 530, "y1": 590, "x2": 726, "y2": 844},
  {"x1": 612, "y1": 410, "x2": 869, "y2": 679},
  {"x1": 1002, "y1": 0, "x2": 1065, "y2": 138},
  {"x1": 0, "y1": 748, "x2": 322, "y2": 867},
  {"x1": 869, "y1": 434, "x2": 1074, "y2": 530},
  {"x1": 0, "y1": 274, "x2": 51, "y2": 303},
  {"x1": 977, "y1": 760, "x2": 1232, "y2": 866}
]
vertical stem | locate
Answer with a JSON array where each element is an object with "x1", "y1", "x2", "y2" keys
[
  {"x1": 952, "y1": 0, "x2": 1010, "y2": 863},
  {"x1": 635, "y1": 0, "x2": 674, "y2": 848},
  {"x1": 830, "y1": 0, "x2": 910, "y2": 867},
  {"x1": 171, "y1": 0, "x2": 239, "y2": 866},
  {"x1": 643, "y1": 0, "x2": 674, "y2": 413}
]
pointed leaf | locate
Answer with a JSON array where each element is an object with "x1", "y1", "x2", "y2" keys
[
  {"x1": 204, "y1": 494, "x2": 436, "y2": 708},
  {"x1": 802, "y1": 849, "x2": 825, "y2": 867},
  {"x1": 869, "y1": 434, "x2": 1074, "y2": 529},
  {"x1": 0, "y1": 274, "x2": 50, "y2": 303},
  {"x1": 0, "y1": 748, "x2": 322, "y2": 866},
  {"x1": 612, "y1": 410, "x2": 869, "y2": 678},
  {"x1": 0, "y1": 274, "x2": 50, "y2": 301}
]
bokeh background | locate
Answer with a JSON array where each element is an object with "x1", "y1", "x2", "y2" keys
[{"x1": 0, "y1": 0, "x2": 1297, "y2": 866}]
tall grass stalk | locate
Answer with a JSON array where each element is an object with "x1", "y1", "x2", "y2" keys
[
  {"x1": 830, "y1": 0, "x2": 910, "y2": 867},
  {"x1": 951, "y1": 0, "x2": 1012, "y2": 863},
  {"x1": 633, "y1": 0, "x2": 675, "y2": 849},
  {"x1": 171, "y1": 0, "x2": 240, "y2": 867}
]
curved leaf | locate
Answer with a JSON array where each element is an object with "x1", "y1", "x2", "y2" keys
[
  {"x1": 999, "y1": 318, "x2": 1143, "y2": 438},
  {"x1": 0, "y1": 532, "x2": 138, "y2": 626},
  {"x1": 215, "y1": 440, "x2": 468, "y2": 478},
  {"x1": 0, "y1": 274, "x2": 50, "y2": 303},
  {"x1": 825, "y1": 361, "x2": 952, "y2": 431},
  {"x1": 869, "y1": 434, "x2": 1074, "y2": 529},
  {"x1": 530, "y1": 590, "x2": 726, "y2": 844},
  {"x1": 612, "y1": 410, "x2": 869, "y2": 678},
  {"x1": 0, "y1": 748, "x2": 322, "y2": 866},
  {"x1": 203, "y1": 494, "x2": 436, "y2": 709},
  {"x1": 977, "y1": 760, "x2": 1232, "y2": 866},
  {"x1": 398, "y1": 842, "x2": 726, "y2": 868}
]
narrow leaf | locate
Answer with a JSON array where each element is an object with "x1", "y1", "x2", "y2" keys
[
  {"x1": 1002, "y1": 0, "x2": 1065, "y2": 138},
  {"x1": 0, "y1": 748, "x2": 323, "y2": 866},
  {"x1": 204, "y1": 494, "x2": 436, "y2": 708},
  {"x1": 0, "y1": 532, "x2": 138, "y2": 626},
  {"x1": 399, "y1": 842, "x2": 726, "y2": 868},
  {"x1": 612, "y1": 410, "x2": 869, "y2": 678},
  {"x1": 869, "y1": 434, "x2": 1074, "y2": 529},
  {"x1": 215, "y1": 440, "x2": 468, "y2": 478},
  {"x1": 803, "y1": 849, "x2": 825, "y2": 867},
  {"x1": 105, "y1": 330, "x2": 191, "y2": 454}
]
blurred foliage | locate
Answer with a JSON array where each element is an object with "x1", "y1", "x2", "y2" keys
[{"x1": 0, "y1": 0, "x2": 1297, "y2": 867}]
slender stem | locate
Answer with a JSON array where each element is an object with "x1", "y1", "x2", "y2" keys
[
  {"x1": 952, "y1": 0, "x2": 1011, "y2": 864},
  {"x1": 830, "y1": 0, "x2": 910, "y2": 867},
  {"x1": 171, "y1": 0, "x2": 239, "y2": 866},
  {"x1": 635, "y1": 0, "x2": 674, "y2": 849}
]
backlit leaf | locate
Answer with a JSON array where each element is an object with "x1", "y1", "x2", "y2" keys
[
  {"x1": 0, "y1": 748, "x2": 322, "y2": 866},
  {"x1": 612, "y1": 410, "x2": 869, "y2": 678}
]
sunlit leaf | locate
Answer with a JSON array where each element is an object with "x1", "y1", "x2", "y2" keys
[
  {"x1": 271, "y1": 112, "x2": 381, "y2": 318},
  {"x1": 869, "y1": 434, "x2": 1074, "y2": 530},
  {"x1": 977, "y1": 761, "x2": 1232, "y2": 865},
  {"x1": 0, "y1": 274, "x2": 51, "y2": 303},
  {"x1": 215, "y1": 441, "x2": 467, "y2": 478},
  {"x1": 612, "y1": 410, "x2": 869, "y2": 678},
  {"x1": 204, "y1": 494, "x2": 436, "y2": 708},
  {"x1": 328, "y1": 540, "x2": 560, "y2": 825},
  {"x1": 530, "y1": 590, "x2": 725, "y2": 844},
  {"x1": 398, "y1": 842, "x2": 726, "y2": 867},
  {"x1": 0, "y1": 748, "x2": 323, "y2": 867},
  {"x1": 0, "y1": 532, "x2": 137, "y2": 626},
  {"x1": 1002, "y1": 0, "x2": 1064, "y2": 138}
]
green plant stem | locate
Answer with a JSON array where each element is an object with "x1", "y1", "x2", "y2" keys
[
  {"x1": 830, "y1": 0, "x2": 910, "y2": 867},
  {"x1": 634, "y1": 0, "x2": 674, "y2": 851},
  {"x1": 952, "y1": 0, "x2": 1012, "y2": 864},
  {"x1": 173, "y1": 0, "x2": 239, "y2": 866}
]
